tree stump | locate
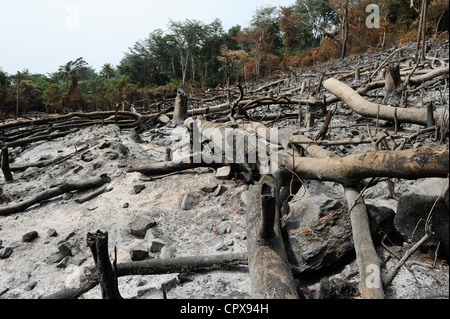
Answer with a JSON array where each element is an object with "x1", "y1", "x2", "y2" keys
[{"x1": 86, "y1": 230, "x2": 123, "y2": 299}]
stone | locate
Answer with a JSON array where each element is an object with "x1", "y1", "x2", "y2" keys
[
  {"x1": 214, "y1": 185, "x2": 227, "y2": 197},
  {"x1": 47, "y1": 229, "x2": 58, "y2": 237},
  {"x1": 123, "y1": 202, "x2": 129, "y2": 208},
  {"x1": 394, "y1": 178, "x2": 449, "y2": 259},
  {"x1": 80, "y1": 152, "x2": 94, "y2": 162},
  {"x1": 0, "y1": 247, "x2": 13, "y2": 259},
  {"x1": 160, "y1": 245, "x2": 176, "y2": 259},
  {"x1": 134, "y1": 184, "x2": 146, "y2": 194},
  {"x1": 216, "y1": 243, "x2": 229, "y2": 251},
  {"x1": 287, "y1": 207, "x2": 354, "y2": 273},
  {"x1": 284, "y1": 196, "x2": 344, "y2": 232},
  {"x1": 216, "y1": 222, "x2": 231, "y2": 235},
  {"x1": 201, "y1": 181, "x2": 218, "y2": 193},
  {"x1": 215, "y1": 166, "x2": 231, "y2": 180},
  {"x1": 58, "y1": 242, "x2": 72, "y2": 257},
  {"x1": 162, "y1": 277, "x2": 179, "y2": 292},
  {"x1": 149, "y1": 240, "x2": 165, "y2": 253},
  {"x1": 73, "y1": 165, "x2": 84, "y2": 174},
  {"x1": 48, "y1": 252, "x2": 64, "y2": 264},
  {"x1": 129, "y1": 216, "x2": 156, "y2": 238},
  {"x1": 130, "y1": 244, "x2": 149, "y2": 261},
  {"x1": 22, "y1": 231, "x2": 38, "y2": 242},
  {"x1": 24, "y1": 281, "x2": 37, "y2": 291},
  {"x1": 181, "y1": 193, "x2": 198, "y2": 210},
  {"x1": 56, "y1": 256, "x2": 71, "y2": 269},
  {"x1": 318, "y1": 277, "x2": 358, "y2": 299}
]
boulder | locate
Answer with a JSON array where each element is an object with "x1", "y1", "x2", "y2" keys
[
  {"x1": 284, "y1": 195, "x2": 344, "y2": 231},
  {"x1": 394, "y1": 178, "x2": 449, "y2": 259}
]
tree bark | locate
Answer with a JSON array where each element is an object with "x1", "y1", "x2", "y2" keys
[
  {"x1": 280, "y1": 144, "x2": 448, "y2": 186},
  {"x1": 323, "y1": 77, "x2": 447, "y2": 127},
  {"x1": 246, "y1": 175, "x2": 298, "y2": 299},
  {"x1": 86, "y1": 230, "x2": 123, "y2": 299},
  {"x1": 345, "y1": 187, "x2": 385, "y2": 299},
  {"x1": 1, "y1": 146, "x2": 14, "y2": 182},
  {"x1": 172, "y1": 88, "x2": 188, "y2": 125}
]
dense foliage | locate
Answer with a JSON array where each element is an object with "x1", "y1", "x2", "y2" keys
[{"x1": 0, "y1": 0, "x2": 448, "y2": 116}]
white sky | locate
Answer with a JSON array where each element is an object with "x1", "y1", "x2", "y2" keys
[{"x1": 0, "y1": 0, "x2": 296, "y2": 75}]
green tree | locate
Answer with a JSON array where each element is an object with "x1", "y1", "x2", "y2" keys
[{"x1": 100, "y1": 63, "x2": 116, "y2": 82}]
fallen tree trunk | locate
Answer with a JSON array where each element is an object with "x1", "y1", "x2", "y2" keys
[
  {"x1": 0, "y1": 174, "x2": 110, "y2": 216},
  {"x1": 280, "y1": 144, "x2": 449, "y2": 186},
  {"x1": 345, "y1": 187, "x2": 385, "y2": 299},
  {"x1": 43, "y1": 253, "x2": 248, "y2": 299},
  {"x1": 323, "y1": 77, "x2": 447, "y2": 126},
  {"x1": 246, "y1": 175, "x2": 299, "y2": 299}
]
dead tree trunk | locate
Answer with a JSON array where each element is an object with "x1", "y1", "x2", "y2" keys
[
  {"x1": 44, "y1": 253, "x2": 248, "y2": 299},
  {"x1": 345, "y1": 187, "x2": 385, "y2": 299},
  {"x1": 246, "y1": 175, "x2": 298, "y2": 299},
  {"x1": 1, "y1": 146, "x2": 13, "y2": 182},
  {"x1": 86, "y1": 230, "x2": 123, "y2": 299},
  {"x1": 172, "y1": 88, "x2": 188, "y2": 125},
  {"x1": 323, "y1": 77, "x2": 448, "y2": 127},
  {"x1": 0, "y1": 174, "x2": 110, "y2": 216}
]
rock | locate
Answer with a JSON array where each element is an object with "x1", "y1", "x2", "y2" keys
[
  {"x1": 318, "y1": 277, "x2": 358, "y2": 299},
  {"x1": 56, "y1": 256, "x2": 70, "y2": 269},
  {"x1": 24, "y1": 281, "x2": 37, "y2": 291},
  {"x1": 129, "y1": 128, "x2": 145, "y2": 144},
  {"x1": 71, "y1": 254, "x2": 87, "y2": 266},
  {"x1": 160, "y1": 245, "x2": 176, "y2": 259},
  {"x1": 216, "y1": 221, "x2": 232, "y2": 235},
  {"x1": 134, "y1": 184, "x2": 146, "y2": 194},
  {"x1": 286, "y1": 207, "x2": 354, "y2": 273},
  {"x1": 48, "y1": 252, "x2": 64, "y2": 264},
  {"x1": 99, "y1": 141, "x2": 111, "y2": 149},
  {"x1": 162, "y1": 277, "x2": 179, "y2": 292},
  {"x1": 47, "y1": 229, "x2": 58, "y2": 237},
  {"x1": 284, "y1": 196, "x2": 344, "y2": 231},
  {"x1": 123, "y1": 202, "x2": 129, "y2": 208},
  {"x1": 366, "y1": 204, "x2": 396, "y2": 243},
  {"x1": 216, "y1": 243, "x2": 229, "y2": 251},
  {"x1": 149, "y1": 240, "x2": 165, "y2": 253},
  {"x1": 130, "y1": 244, "x2": 149, "y2": 261},
  {"x1": 58, "y1": 242, "x2": 72, "y2": 257},
  {"x1": 394, "y1": 178, "x2": 449, "y2": 259},
  {"x1": 73, "y1": 165, "x2": 84, "y2": 174},
  {"x1": 214, "y1": 185, "x2": 227, "y2": 197},
  {"x1": 80, "y1": 152, "x2": 94, "y2": 162},
  {"x1": 22, "y1": 231, "x2": 38, "y2": 243},
  {"x1": 181, "y1": 193, "x2": 198, "y2": 210},
  {"x1": 129, "y1": 216, "x2": 156, "y2": 238},
  {"x1": 0, "y1": 247, "x2": 13, "y2": 259},
  {"x1": 215, "y1": 166, "x2": 231, "y2": 180},
  {"x1": 240, "y1": 191, "x2": 248, "y2": 206},
  {"x1": 201, "y1": 180, "x2": 218, "y2": 193}
]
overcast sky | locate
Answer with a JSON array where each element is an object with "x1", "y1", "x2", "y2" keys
[{"x1": 0, "y1": 0, "x2": 296, "y2": 75}]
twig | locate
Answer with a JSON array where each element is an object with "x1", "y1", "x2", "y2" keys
[{"x1": 383, "y1": 230, "x2": 434, "y2": 288}]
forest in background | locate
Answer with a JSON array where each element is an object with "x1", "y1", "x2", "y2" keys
[{"x1": 0, "y1": 0, "x2": 448, "y2": 116}]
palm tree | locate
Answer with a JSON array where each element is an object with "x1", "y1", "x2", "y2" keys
[{"x1": 100, "y1": 63, "x2": 116, "y2": 82}]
